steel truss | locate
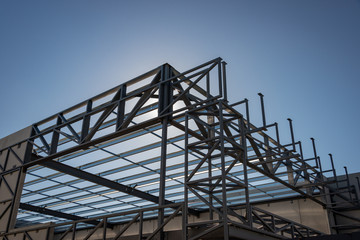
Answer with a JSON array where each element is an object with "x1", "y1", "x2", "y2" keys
[{"x1": 0, "y1": 58, "x2": 359, "y2": 239}]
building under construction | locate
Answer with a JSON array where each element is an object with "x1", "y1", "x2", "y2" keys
[{"x1": 0, "y1": 58, "x2": 359, "y2": 240}]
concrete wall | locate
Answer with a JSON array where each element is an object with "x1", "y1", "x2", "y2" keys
[
  {"x1": 1, "y1": 224, "x2": 53, "y2": 240},
  {"x1": 52, "y1": 198, "x2": 331, "y2": 239},
  {"x1": 0, "y1": 126, "x2": 33, "y2": 233},
  {"x1": 254, "y1": 198, "x2": 331, "y2": 234},
  {"x1": 0, "y1": 126, "x2": 33, "y2": 150}
]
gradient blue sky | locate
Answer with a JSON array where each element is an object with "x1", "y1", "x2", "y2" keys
[{"x1": 0, "y1": 1, "x2": 359, "y2": 174}]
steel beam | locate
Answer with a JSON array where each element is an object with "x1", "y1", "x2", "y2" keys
[
  {"x1": 38, "y1": 159, "x2": 170, "y2": 205},
  {"x1": 158, "y1": 64, "x2": 171, "y2": 240},
  {"x1": 0, "y1": 58, "x2": 343, "y2": 238},
  {"x1": 19, "y1": 203, "x2": 101, "y2": 226},
  {"x1": 36, "y1": 158, "x2": 199, "y2": 215}
]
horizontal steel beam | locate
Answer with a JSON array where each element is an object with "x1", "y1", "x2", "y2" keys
[
  {"x1": 25, "y1": 117, "x2": 162, "y2": 168},
  {"x1": 19, "y1": 203, "x2": 101, "y2": 226},
  {"x1": 36, "y1": 157, "x2": 198, "y2": 215},
  {"x1": 39, "y1": 159, "x2": 167, "y2": 205}
]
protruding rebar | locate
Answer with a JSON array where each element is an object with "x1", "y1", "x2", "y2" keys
[
  {"x1": 258, "y1": 93, "x2": 266, "y2": 127},
  {"x1": 344, "y1": 166, "x2": 353, "y2": 202},
  {"x1": 329, "y1": 154, "x2": 339, "y2": 189},
  {"x1": 218, "y1": 59, "x2": 223, "y2": 99},
  {"x1": 287, "y1": 118, "x2": 296, "y2": 152},
  {"x1": 311, "y1": 138, "x2": 323, "y2": 180},
  {"x1": 275, "y1": 122, "x2": 280, "y2": 151},
  {"x1": 299, "y1": 141, "x2": 304, "y2": 161},
  {"x1": 222, "y1": 61, "x2": 228, "y2": 102},
  {"x1": 245, "y1": 98, "x2": 251, "y2": 131}
]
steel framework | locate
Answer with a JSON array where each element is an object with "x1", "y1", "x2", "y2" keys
[{"x1": 0, "y1": 58, "x2": 359, "y2": 239}]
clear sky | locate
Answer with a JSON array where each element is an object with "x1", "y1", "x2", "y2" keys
[{"x1": 0, "y1": 0, "x2": 359, "y2": 175}]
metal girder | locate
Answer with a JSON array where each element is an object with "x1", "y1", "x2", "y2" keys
[
  {"x1": 38, "y1": 159, "x2": 169, "y2": 205},
  {"x1": 1, "y1": 58, "x2": 348, "y2": 239},
  {"x1": 24, "y1": 117, "x2": 162, "y2": 168},
  {"x1": 19, "y1": 203, "x2": 101, "y2": 226},
  {"x1": 189, "y1": 100, "x2": 327, "y2": 207},
  {"x1": 36, "y1": 158, "x2": 199, "y2": 216}
]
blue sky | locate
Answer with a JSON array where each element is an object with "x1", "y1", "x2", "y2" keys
[{"x1": 0, "y1": 0, "x2": 359, "y2": 174}]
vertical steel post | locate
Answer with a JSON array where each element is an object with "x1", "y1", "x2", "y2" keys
[
  {"x1": 208, "y1": 113, "x2": 214, "y2": 220},
  {"x1": 103, "y1": 217, "x2": 107, "y2": 240},
  {"x1": 299, "y1": 142, "x2": 311, "y2": 194},
  {"x1": 50, "y1": 116, "x2": 62, "y2": 154},
  {"x1": 139, "y1": 211, "x2": 143, "y2": 240},
  {"x1": 116, "y1": 85, "x2": 127, "y2": 130},
  {"x1": 72, "y1": 222, "x2": 76, "y2": 240},
  {"x1": 259, "y1": 93, "x2": 272, "y2": 172},
  {"x1": 218, "y1": 59, "x2": 223, "y2": 98},
  {"x1": 184, "y1": 114, "x2": 189, "y2": 239},
  {"x1": 311, "y1": 138, "x2": 323, "y2": 179},
  {"x1": 258, "y1": 93, "x2": 266, "y2": 127},
  {"x1": 158, "y1": 117, "x2": 168, "y2": 239},
  {"x1": 344, "y1": 166, "x2": 353, "y2": 202},
  {"x1": 245, "y1": 98, "x2": 251, "y2": 131},
  {"x1": 240, "y1": 116, "x2": 251, "y2": 227},
  {"x1": 157, "y1": 64, "x2": 175, "y2": 239},
  {"x1": 286, "y1": 158, "x2": 295, "y2": 185},
  {"x1": 206, "y1": 73, "x2": 210, "y2": 98},
  {"x1": 206, "y1": 71, "x2": 214, "y2": 220},
  {"x1": 218, "y1": 102, "x2": 229, "y2": 239},
  {"x1": 158, "y1": 64, "x2": 171, "y2": 240},
  {"x1": 287, "y1": 118, "x2": 296, "y2": 152},
  {"x1": 275, "y1": 122, "x2": 280, "y2": 152},
  {"x1": 81, "y1": 100, "x2": 92, "y2": 142},
  {"x1": 299, "y1": 142, "x2": 304, "y2": 161},
  {"x1": 291, "y1": 224, "x2": 295, "y2": 239},
  {"x1": 182, "y1": 204, "x2": 186, "y2": 240},
  {"x1": 222, "y1": 61, "x2": 228, "y2": 102},
  {"x1": 329, "y1": 154, "x2": 339, "y2": 189}
]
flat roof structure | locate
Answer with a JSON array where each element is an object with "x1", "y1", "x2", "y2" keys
[{"x1": 0, "y1": 58, "x2": 359, "y2": 239}]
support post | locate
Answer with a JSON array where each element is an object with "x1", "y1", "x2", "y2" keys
[
  {"x1": 240, "y1": 116, "x2": 251, "y2": 227},
  {"x1": 329, "y1": 154, "x2": 339, "y2": 189},
  {"x1": 158, "y1": 117, "x2": 168, "y2": 240},
  {"x1": 287, "y1": 118, "x2": 296, "y2": 152},
  {"x1": 158, "y1": 64, "x2": 172, "y2": 240},
  {"x1": 258, "y1": 93, "x2": 266, "y2": 127},
  {"x1": 311, "y1": 138, "x2": 323, "y2": 180},
  {"x1": 222, "y1": 61, "x2": 228, "y2": 102},
  {"x1": 80, "y1": 100, "x2": 93, "y2": 141},
  {"x1": 218, "y1": 103, "x2": 229, "y2": 239},
  {"x1": 116, "y1": 85, "x2": 127, "y2": 130},
  {"x1": 184, "y1": 114, "x2": 189, "y2": 240},
  {"x1": 344, "y1": 166, "x2": 353, "y2": 202},
  {"x1": 208, "y1": 113, "x2": 214, "y2": 220}
]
